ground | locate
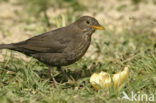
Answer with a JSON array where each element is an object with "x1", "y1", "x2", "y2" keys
[{"x1": 0, "y1": 0, "x2": 156, "y2": 103}]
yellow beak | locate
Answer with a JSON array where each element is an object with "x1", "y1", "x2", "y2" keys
[{"x1": 92, "y1": 25, "x2": 104, "y2": 30}]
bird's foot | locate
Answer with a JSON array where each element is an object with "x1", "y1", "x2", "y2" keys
[
  {"x1": 50, "y1": 73, "x2": 58, "y2": 88},
  {"x1": 49, "y1": 67, "x2": 58, "y2": 88},
  {"x1": 67, "y1": 78, "x2": 73, "y2": 84},
  {"x1": 62, "y1": 69, "x2": 72, "y2": 83}
]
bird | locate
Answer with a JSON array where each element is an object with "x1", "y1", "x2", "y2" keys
[{"x1": 0, "y1": 16, "x2": 104, "y2": 87}]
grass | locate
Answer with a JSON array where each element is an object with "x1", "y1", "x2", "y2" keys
[
  {"x1": 0, "y1": 0, "x2": 156, "y2": 103},
  {"x1": 0, "y1": 23, "x2": 155, "y2": 103}
]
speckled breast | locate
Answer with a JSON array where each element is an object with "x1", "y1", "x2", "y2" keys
[{"x1": 64, "y1": 34, "x2": 91, "y2": 66}]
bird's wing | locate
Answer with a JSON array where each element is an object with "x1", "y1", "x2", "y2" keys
[{"x1": 14, "y1": 27, "x2": 71, "y2": 54}]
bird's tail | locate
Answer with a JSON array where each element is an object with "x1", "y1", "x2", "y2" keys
[{"x1": 0, "y1": 44, "x2": 14, "y2": 49}]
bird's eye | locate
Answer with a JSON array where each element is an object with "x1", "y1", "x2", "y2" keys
[{"x1": 86, "y1": 20, "x2": 90, "y2": 24}]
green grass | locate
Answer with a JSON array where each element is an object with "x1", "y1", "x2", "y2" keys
[
  {"x1": 0, "y1": 22, "x2": 155, "y2": 103},
  {"x1": 0, "y1": 0, "x2": 156, "y2": 103}
]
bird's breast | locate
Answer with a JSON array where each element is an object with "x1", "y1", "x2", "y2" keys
[{"x1": 65, "y1": 35, "x2": 91, "y2": 63}]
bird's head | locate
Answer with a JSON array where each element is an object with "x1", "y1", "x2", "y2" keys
[{"x1": 74, "y1": 16, "x2": 104, "y2": 34}]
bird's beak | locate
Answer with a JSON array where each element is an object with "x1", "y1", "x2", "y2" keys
[{"x1": 92, "y1": 25, "x2": 104, "y2": 30}]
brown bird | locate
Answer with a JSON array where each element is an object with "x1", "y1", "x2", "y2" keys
[{"x1": 0, "y1": 16, "x2": 104, "y2": 87}]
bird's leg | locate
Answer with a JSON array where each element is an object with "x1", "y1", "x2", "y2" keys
[
  {"x1": 57, "y1": 66, "x2": 72, "y2": 83},
  {"x1": 49, "y1": 66, "x2": 58, "y2": 87}
]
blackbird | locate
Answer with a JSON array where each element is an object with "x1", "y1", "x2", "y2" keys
[{"x1": 0, "y1": 16, "x2": 104, "y2": 86}]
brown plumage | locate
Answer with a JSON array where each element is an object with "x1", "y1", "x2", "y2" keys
[{"x1": 0, "y1": 16, "x2": 104, "y2": 86}]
